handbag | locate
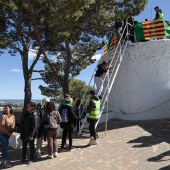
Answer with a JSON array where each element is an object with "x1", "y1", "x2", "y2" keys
[{"x1": 37, "y1": 123, "x2": 49, "y2": 138}]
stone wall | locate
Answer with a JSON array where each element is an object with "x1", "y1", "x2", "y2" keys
[{"x1": 100, "y1": 40, "x2": 170, "y2": 121}]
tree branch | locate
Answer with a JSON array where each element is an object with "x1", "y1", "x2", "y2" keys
[
  {"x1": 31, "y1": 78, "x2": 43, "y2": 81},
  {"x1": 33, "y1": 70, "x2": 44, "y2": 73}
]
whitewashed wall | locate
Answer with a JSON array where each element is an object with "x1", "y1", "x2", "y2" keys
[{"x1": 100, "y1": 40, "x2": 170, "y2": 121}]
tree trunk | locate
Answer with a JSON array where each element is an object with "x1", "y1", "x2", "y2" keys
[
  {"x1": 23, "y1": 76, "x2": 32, "y2": 110},
  {"x1": 62, "y1": 42, "x2": 72, "y2": 95},
  {"x1": 62, "y1": 82, "x2": 69, "y2": 95},
  {"x1": 28, "y1": 1, "x2": 78, "y2": 98},
  {"x1": 22, "y1": 50, "x2": 32, "y2": 110}
]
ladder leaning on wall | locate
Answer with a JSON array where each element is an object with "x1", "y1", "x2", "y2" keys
[{"x1": 78, "y1": 21, "x2": 132, "y2": 135}]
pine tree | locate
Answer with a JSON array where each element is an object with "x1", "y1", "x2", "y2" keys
[
  {"x1": 0, "y1": 0, "x2": 148, "y2": 108},
  {"x1": 35, "y1": 0, "x2": 148, "y2": 95}
]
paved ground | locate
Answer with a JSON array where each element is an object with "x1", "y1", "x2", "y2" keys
[{"x1": 0, "y1": 118, "x2": 170, "y2": 170}]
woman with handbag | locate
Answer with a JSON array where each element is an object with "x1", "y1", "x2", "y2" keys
[{"x1": 41, "y1": 102, "x2": 62, "y2": 159}]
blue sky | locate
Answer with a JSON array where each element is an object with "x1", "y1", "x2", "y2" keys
[{"x1": 0, "y1": 0, "x2": 169, "y2": 99}]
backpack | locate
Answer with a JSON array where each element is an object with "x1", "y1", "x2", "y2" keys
[
  {"x1": 36, "y1": 103, "x2": 43, "y2": 128},
  {"x1": 61, "y1": 108, "x2": 68, "y2": 122},
  {"x1": 49, "y1": 111, "x2": 59, "y2": 129}
]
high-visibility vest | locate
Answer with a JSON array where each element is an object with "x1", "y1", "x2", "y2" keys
[
  {"x1": 88, "y1": 99, "x2": 100, "y2": 119},
  {"x1": 158, "y1": 11, "x2": 163, "y2": 19}
]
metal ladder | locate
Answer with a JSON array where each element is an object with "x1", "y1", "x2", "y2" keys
[{"x1": 78, "y1": 22, "x2": 131, "y2": 134}]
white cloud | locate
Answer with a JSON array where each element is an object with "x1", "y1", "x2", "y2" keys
[
  {"x1": 10, "y1": 69, "x2": 20, "y2": 72},
  {"x1": 92, "y1": 54, "x2": 101, "y2": 60},
  {"x1": 28, "y1": 49, "x2": 56, "y2": 60},
  {"x1": 28, "y1": 49, "x2": 38, "y2": 60}
]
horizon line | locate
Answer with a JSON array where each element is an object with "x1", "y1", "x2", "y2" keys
[{"x1": 0, "y1": 99, "x2": 42, "y2": 100}]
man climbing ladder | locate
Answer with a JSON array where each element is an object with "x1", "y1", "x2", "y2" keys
[{"x1": 94, "y1": 60, "x2": 112, "y2": 96}]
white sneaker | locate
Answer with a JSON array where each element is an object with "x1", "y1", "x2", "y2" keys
[
  {"x1": 47, "y1": 155, "x2": 54, "y2": 159},
  {"x1": 92, "y1": 140, "x2": 99, "y2": 145},
  {"x1": 88, "y1": 137, "x2": 94, "y2": 145},
  {"x1": 53, "y1": 152, "x2": 58, "y2": 157},
  {"x1": 3, "y1": 160, "x2": 12, "y2": 168}
]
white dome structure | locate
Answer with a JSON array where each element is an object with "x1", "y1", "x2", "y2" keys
[{"x1": 99, "y1": 40, "x2": 170, "y2": 121}]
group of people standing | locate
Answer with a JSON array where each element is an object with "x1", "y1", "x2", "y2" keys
[
  {"x1": 20, "y1": 99, "x2": 63, "y2": 163},
  {"x1": 0, "y1": 91, "x2": 101, "y2": 168}
]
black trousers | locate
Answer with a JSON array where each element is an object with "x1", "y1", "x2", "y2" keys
[
  {"x1": 61, "y1": 129, "x2": 73, "y2": 149},
  {"x1": 88, "y1": 118, "x2": 98, "y2": 140},
  {"x1": 22, "y1": 139, "x2": 35, "y2": 161},
  {"x1": 76, "y1": 120, "x2": 82, "y2": 131}
]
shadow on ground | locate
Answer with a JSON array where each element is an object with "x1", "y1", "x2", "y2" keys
[
  {"x1": 147, "y1": 150, "x2": 170, "y2": 162},
  {"x1": 159, "y1": 165, "x2": 170, "y2": 170},
  {"x1": 97, "y1": 118, "x2": 170, "y2": 170},
  {"x1": 97, "y1": 118, "x2": 170, "y2": 147},
  {"x1": 0, "y1": 118, "x2": 170, "y2": 169}
]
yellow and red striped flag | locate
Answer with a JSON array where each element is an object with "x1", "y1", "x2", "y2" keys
[
  {"x1": 103, "y1": 36, "x2": 118, "y2": 54},
  {"x1": 142, "y1": 20, "x2": 165, "y2": 39},
  {"x1": 109, "y1": 36, "x2": 118, "y2": 50},
  {"x1": 103, "y1": 44, "x2": 107, "y2": 54}
]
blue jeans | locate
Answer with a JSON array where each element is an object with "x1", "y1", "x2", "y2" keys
[{"x1": 0, "y1": 132, "x2": 10, "y2": 160}]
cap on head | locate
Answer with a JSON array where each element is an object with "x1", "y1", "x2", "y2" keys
[
  {"x1": 89, "y1": 90, "x2": 96, "y2": 95},
  {"x1": 42, "y1": 97, "x2": 50, "y2": 104},
  {"x1": 154, "y1": 6, "x2": 159, "y2": 10}
]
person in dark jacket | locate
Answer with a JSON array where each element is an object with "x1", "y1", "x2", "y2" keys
[
  {"x1": 122, "y1": 17, "x2": 138, "y2": 43},
  {"x1": 154, "y1": 6, "x2": 163, "y2": 20},
  {"x1": 114, "y1": 21, "x2": 123, "y2": 41},
  {"x1": 59, "y1": 94, "x2": 80, "y2": 151},
  {"x1": 94, "y1": 61, "x2": 112, "y2": 95},
  {"x1": 75, "y1": 99, "x2": 86, "y2": 132},
  {"x1": 36, "y1": 97, "x2": 50, "y2": 158},
  {"x1": 87, "y1": 90, "x2": 100, "y2": 145},
  {"x1": 127, "y1": 17, "x2": 136, "y2": 43},
  {"x1": 20, "y1": 102, "x2": 38, "y2": 165}
]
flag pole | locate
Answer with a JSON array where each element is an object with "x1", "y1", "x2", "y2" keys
[{"x1": 105, "y1": 71, "x2": 109, "y2": 136}]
